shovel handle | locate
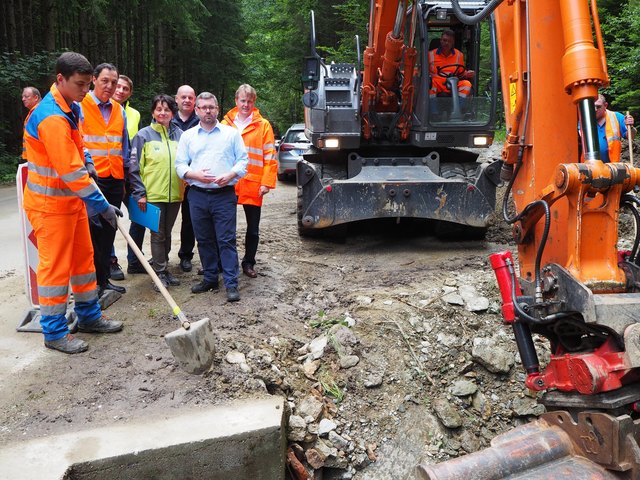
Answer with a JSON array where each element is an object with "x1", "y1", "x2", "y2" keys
[
  {"x1": 627, "y1": 110, "x2": 634, "y2": 167},
  {"x1": 116, "y1": 218, "x2": 190, "y2": 329}
]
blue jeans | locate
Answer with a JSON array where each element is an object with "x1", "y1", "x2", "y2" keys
[{"x1": 188, "y1": 187, "x2": 239, "y2": 288}]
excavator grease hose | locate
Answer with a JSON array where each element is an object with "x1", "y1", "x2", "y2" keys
[
  {"x1": 622, "y1": 194, "x2": 640, "y2": 263},
  {"x1": 451, "y1": 0, "x2": 505, "y2": 25}
]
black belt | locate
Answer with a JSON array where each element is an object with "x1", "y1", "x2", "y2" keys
[{"x1": 190, "y1": 185, "x2": 234, "y2": 194}]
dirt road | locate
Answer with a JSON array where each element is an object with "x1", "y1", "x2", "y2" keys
[{"x1": 0, "y1": 180, "x2": 524, "y2": 477}]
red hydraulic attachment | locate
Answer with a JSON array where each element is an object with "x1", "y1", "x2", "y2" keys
[{"x1": 490, "y1": 251, "x2": 631, "y2": 394}]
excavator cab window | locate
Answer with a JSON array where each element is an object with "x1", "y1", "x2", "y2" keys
[{"x1": 417, "y1": 5, "x2": 498, "y2": 130}]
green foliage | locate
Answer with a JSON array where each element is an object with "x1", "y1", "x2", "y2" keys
[
  {"x1": 320, "y1": 0, "x2": 369, "y2": 63},
  {"x1": 0, "y1": 146, "x2": 20, "y2": 184},
  {"x1": 0, "y1": 51, "x2": 58, "y2": 95},
  {"x1": 2, "y1": 0, "x2": 639, "y2": 165},
  {"x1": 130, "y1": 78, "x2": 169, "y2": 129},
  {"x1": 309, "y1": 310, "x2": 348, "y2": 330},
  {"x1": 599, "y1": 2, "x2": 640, "y2": 115},
  {"x1": 318, "y1": 367, "x2": 345, "y2": 403}
]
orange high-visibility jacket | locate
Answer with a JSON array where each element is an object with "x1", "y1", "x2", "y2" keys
[
  {"x1": 222, "y1": 107, "x2": 277, "y2": 206},
  {"x1": 604, "y1": 110, "x2": 622, "y2": 163},
  {"x1": 81, "y1": 94, "x2": 126, "y2": 179},
  {"x1": 22, "y1": 102, "x2": 39, "y2": 162},
  {"x1": 429, "y1": 48, "x2": 472, "y2": 97},
  {"x1": 23, "y1": 84, "x2": 109, "y2": 215}
]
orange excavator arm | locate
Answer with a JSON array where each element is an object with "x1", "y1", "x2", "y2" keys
[
  {"x1": 421, "y1": 0, "x2": 640, "y2": 477},
  {"x1": 361, "y1": 0, "x2": 418, "y2": 140}
]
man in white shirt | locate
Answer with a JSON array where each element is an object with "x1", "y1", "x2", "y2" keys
[{"x1": 175, "y1": 92, "x2": 249, "y2": 302}]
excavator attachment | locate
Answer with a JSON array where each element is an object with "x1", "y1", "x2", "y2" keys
[
  {"x1": 296, "y1": 151, "x2": 501, "y2": 236},
  {"x1": 417, "y1": 411, "x2": 640, "y2": 479}
]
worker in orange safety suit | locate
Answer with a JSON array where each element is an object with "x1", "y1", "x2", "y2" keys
[
  {"x1": 222, "y1": 84, "x2": 277, "y2": 279},
  {"x1": 23, "y1": 52, "x2": 124, "y2": 354},
  {"x1": 429, "y1": 29, "x2": 474, "y2": 100}
]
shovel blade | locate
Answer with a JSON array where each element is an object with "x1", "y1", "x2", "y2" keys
[{"x1": 164, "y1": 317, "x2": 216, "y2": 374}]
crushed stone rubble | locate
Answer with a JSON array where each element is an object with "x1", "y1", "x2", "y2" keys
[{"x1": 216, "y1": 272, "x2": 550, "y2": 478}]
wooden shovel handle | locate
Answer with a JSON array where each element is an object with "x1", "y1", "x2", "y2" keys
[
  {"x1": 116, "y1": 218, "x2": 190, "y2": 329},
  {"x1": 627, "y1": 110, "x2": 634, "y2": 167}
]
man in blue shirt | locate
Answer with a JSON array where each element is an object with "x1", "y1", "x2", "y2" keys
[{"x1": 175, "y1": 92, "x2": 249, "y2": 302}]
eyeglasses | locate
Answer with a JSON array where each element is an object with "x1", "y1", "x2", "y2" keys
[
  {"x1": 594, "y1": 105, "x2": 604, "y2": 110},
  {"x1": 197, "y1": 105, "x2": 217, "y2": 111}
]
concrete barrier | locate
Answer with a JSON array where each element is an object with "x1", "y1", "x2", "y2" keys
[{"x1": 0, "y1": 396, "x2": 285, "y2": 479}]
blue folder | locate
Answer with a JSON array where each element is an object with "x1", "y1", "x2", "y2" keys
[{"x1": 127, "y1": 197, "x2": 160, "y2": 233}]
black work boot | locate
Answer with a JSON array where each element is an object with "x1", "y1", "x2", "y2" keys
[
  {"x1": 180, "y1": 258, "x2": 193, "y2": 272},
  {"x1": 44, "y1": 334, "x2": 88, "y2": 354},
  {"x1": 110, "y1": 259, "x2": 125, "y2": 281},
  {"x1": 226, "y1": 287, "x2": 240, "y2": 302},
  {"x1": 191, "y1": 280, "x2": 219, "y2": 294},
  {"x1": 78, "y1": 316, "x2": 123, "y2": 333}
]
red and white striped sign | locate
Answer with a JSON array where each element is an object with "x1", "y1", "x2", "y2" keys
[{"x1": 16, "y1": 163, "x2": 39, "y2": 307}]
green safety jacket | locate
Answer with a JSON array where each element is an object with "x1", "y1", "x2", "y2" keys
[
  {"x1": 129, "y1": 122, "x2": 184, "y2": 203},
  {"x1": 124, "y1": 102, "x2": 141, "y2": 140}
]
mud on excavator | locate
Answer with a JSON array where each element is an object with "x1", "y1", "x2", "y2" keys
[{"x1": 298, "y1": 1, "x2": 502, "y2": 238}]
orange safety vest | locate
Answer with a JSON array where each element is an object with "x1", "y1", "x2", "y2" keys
[
  {"x1": 604, "y1": 110, "x2": 622, "y2": 163},
  {"x1": 23, "y1": 84, "x2": 103, "y2": 214},
  {"x1": 22, "y1": 102, "x2": 39, "y2": 162},
  {"x1": 429, "y1": 48, "x2": 472, "y2": 98},
  {"x1": 222, "y1": 107, "x2": 277, "y2": 206},
  {"x1": 81, "y1": 94, "x2": 125, "y2": 179}
]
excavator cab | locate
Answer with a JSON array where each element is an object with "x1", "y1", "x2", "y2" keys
[{"x1": 413, "y1": 1, "x2": 499, "y2": 144}]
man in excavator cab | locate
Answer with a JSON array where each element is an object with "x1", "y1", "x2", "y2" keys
[{"x1": 428, "y1": 29, "x2": 475, "y2": 120}]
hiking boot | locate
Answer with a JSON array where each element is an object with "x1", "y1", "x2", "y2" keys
[
  {"x1": 180, "y1": 258, "x2": 193, "y2": 272},
  {"x1": 226, "y1": 286, "x2": 240, "y2": 302},
  {"x1": 153, "y1": 271, "x2": 170, "y2": 292},
  {"x1": 44, "y1": 334, "x2": 88, "y2": 354},
  {"x1": 127, "y1": 263, "x2": 147, "y2": 274},
  {"x1": 110, "y1": 261, "x2": 125, "y2": 281},
  {"x1": 78, "y1": 316, "x2": 123, "y2": 333},
  {"x1": 163, "y1": 271, "x2": 179, "y2": 286},
  {"x1": 191, "y1": 280, "x2": 219, "y2": 294}
]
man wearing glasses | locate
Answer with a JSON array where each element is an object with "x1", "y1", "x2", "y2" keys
[
  {"x1": 593, "y1": 94, "x2": 636, "y2": 163},
  {"x1": 175, "y1": 92, "x2": 248, "y2": 302}
]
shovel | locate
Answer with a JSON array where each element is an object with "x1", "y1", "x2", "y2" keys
[{"x1": 116, "y1": 218, "x2": 215, "y2": 374}]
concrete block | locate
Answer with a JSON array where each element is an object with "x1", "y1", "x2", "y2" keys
[{"x1": 0, "y1": 396, "x2": 285, "y2": 480}]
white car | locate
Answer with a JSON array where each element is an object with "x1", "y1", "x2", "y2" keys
[{"x1": 277, "y1": 123, "x2": 311, "y2": 181}]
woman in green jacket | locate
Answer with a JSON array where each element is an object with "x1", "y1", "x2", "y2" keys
[{"x1": 129, "y1": 94, "x2": 184, "y2": 289}]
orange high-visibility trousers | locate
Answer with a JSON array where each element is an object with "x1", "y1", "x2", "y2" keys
[{"x1": 26, "y1": 207, "x2": 101, "y2": 341}]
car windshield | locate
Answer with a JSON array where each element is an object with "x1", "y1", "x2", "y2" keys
[{"x1": 285, "y1": 130, "x2": 309, "y2": 143}]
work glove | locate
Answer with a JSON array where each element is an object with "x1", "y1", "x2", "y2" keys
[
  {"x1": 86, "y1": 162, "x2": 98, "y2": 182},
  {"x1": 100, "y1": 205, "x2": 123, "y2": 230}
]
